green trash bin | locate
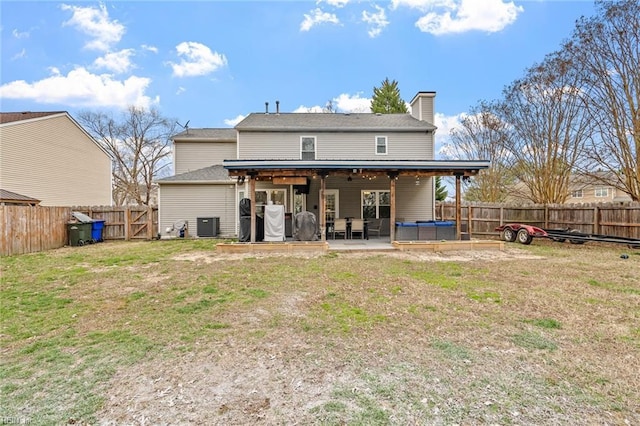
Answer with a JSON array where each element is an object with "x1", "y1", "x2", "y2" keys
[{"x1": 67, "y1": 222, "x2": 93, "y2": 246}]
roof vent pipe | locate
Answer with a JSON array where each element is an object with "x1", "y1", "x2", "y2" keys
[
  {"x1": 276, "y1": 100, "x2": 280, "y2": 115},
  {"x1": 265, "y1": 102, "x2": 269, "y2": 114}
]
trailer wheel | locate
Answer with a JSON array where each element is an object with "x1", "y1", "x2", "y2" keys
[
  {"x1": 502, "y1": 228, "x2": 517, "y2": 242},
  {"x1": 517, "y1": 229, "x2": 533, "y2": 245},
  {"x1": 568, "y1": 229, "x2": 585, "y2": 245}
]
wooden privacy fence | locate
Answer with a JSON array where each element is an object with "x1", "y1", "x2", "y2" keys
[
  {"x1": 436, "y1": 202, "x2": 640, "y2": 239},
  {"x1": 1, "y1": 205, "x2": 158, "y2": 256},
  {"x1": 0, "y1": 206, "x2": 70, "y2": 256}
]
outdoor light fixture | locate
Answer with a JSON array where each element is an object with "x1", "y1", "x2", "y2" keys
[{"x1": 347, "y1": 176, "x2": 352, "y2": 182}]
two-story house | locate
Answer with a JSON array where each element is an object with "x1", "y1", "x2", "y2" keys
[
  {"x1": 156, "y1": 92, "x2": 489, "y2": 241},
  {"x1": 0, "y1": 111, "x2": 112, "y2": 206}
]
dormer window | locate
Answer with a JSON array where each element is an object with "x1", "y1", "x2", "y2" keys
[
  {"x1": 301, "y1": 136, "x2": 316, "y2": 160},
  {"x1": 375, "y1": 136, "x2": 387, "y2": 155}
]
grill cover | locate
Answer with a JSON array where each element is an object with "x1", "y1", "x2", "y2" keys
[
  {"x1": 294, "y1": 211, "x2": 318, "y2": 241},
  {"x1": 264, "y1": 204, "x2": 285, "y2": 241}
]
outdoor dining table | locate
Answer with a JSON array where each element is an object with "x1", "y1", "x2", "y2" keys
[{"x1": 326, "y1": 218, "x2": 369, "y2": 239}]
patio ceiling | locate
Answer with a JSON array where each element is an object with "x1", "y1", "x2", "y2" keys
[{"x1": 223, "y1": 159, "x2": 490, "y2": 178}]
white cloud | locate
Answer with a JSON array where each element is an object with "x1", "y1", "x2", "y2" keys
[
  {"x1": 293, "y1": 104, "x2": 325, "y2": 113},
  {"x1": 93, "y1": 49, "x2": 134, "y2": 74},
  {"x1": 300, "y1": 8, "x2": 340, "y2": 32},
  {"x1": 391, "y1": 0, "x2": 456, "y2": 10},
  {"x1": 333, "y1": 93, "x2": 371, "y2": 112},
  {"x1": 61, "y1": 3, "x2": 125, "y2": 51},
  {"x1": 12, "y1": 49, "x2": 26, "y2": 60},
  {"x1": 319, "y1": 0, "x2": 350, "y2": 7},
  {"x1": 293, "y1": 93, "x2": 371, "y2": 113},
  {"x1": 224, "y1": 114, "x2": 246, "y2": 126},
  {"x1": 434, "y1": 112, "x2": 465, "y2": 157},
  {"x1": 12, "y1": 28, "x2": 29, "y2": 39},
  {"x1": 176, "y1": 87, "x2": 186, "y2": 95},
  {"x1": 169, "y1": 42, "x2": 227, "y2": 78},
  {"x1": 141, "y1": 44, "x2": 158, "y2": 53},
  {"x1": 362, "y1": 5, "x2": 389, "y2": 38},
  {"x1": 0, "y1": 67, "x2": 156, "y2": 109},
  {"x1": 393, "y1": 0, "x2": 522, "y2": 35}
]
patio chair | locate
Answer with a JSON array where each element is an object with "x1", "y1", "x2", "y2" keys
[
  {"x1": 368, "y1": 218, "x2": 384, "y2": 238},
  {"x1": 350, "y1": 218, "x2": 365, "y2": 239},
  {"x1": 333, "y1": 218, "x2": 347, "y2": 239}
]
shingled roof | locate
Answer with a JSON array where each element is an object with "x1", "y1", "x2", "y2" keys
[
  {"x1": 172, "y1": 128, "x2": 237, "y2": 140},
  {"x1": 235, "y1": 113, "x2": 436, "y2": 132},
  {"x1": 0, "y1": 111, "x2": 66, "y2": 124},
  {"x1": 0, "y1": 189, "x2": 41, "y2": 205},
  {"x1": 155, "y1": 165, "x2": 232, "y2": 184}
]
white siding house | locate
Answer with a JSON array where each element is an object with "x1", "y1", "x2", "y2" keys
[{"x1": 0, "y1": 111, "x2": 112, "y2": 206}]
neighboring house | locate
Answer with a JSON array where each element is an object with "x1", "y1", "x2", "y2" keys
[
  {"x1": 567, "y1": 173, "x2": 633, "y2": 204},
  {"x1": 0, "y1": 111, "x2": 112, "y2": 206},
  {"x1": 504, "y1": 173, "x2": 633, "y2": 205},
  {"x1": 156, "y1": 92, "x2": 489, "y2": 240}
]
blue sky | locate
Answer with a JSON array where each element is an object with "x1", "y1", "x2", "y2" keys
[{"x1": 1, "y1": 0, "x2": 596, "y2": 154}]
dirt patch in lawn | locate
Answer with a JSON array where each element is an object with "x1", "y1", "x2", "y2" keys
[{"x1": 94, "y1": 242, "x2": 639, "y2": 425}]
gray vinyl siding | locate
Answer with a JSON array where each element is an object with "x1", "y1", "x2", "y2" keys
[
  {"x1": 158, "y1": 184, "x2": 237, "y2": 237},
  {"x1": 174, "y1": 141, "x2": 237, "y2": 174},
  {"x1": 304, "y1": 176, "x2": 433, "y2": 221},
  {"x1": 411, "y1": 95, "x2": 435, "y2": 124},
  {"x1": 0, "y1": 115, "x2": 112, "y2": 206},
  {"x1": 395, "y1": 177, "x2": 434, "y2": 221},
  {"x1": 238, "y1": 131, "x2": 433, "y2": 160}
]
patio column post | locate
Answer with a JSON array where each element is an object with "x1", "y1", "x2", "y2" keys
[
  {"x1": 455, "y1": 174, "x2": 462, "y2": 240},
  {"x1": 319, "y1": 174, "x2": 326, "y2": 241},
  {"x1": 249, "y1": 174, "x2": 256, "y2": 243},
  {"x1": 390, "y1": 176, "x2": 396, "y2": 242}
]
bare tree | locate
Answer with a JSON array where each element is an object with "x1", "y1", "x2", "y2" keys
[
  {"x1": 498, "y1": 49, "x2": 592, "y2": 204},
  {"x1": 78, "y1": 106, "x2": 177, "y2": 205},
  {"x1": 565, "y1": 0, "x2": 640, "y2": 201},
  {"x1": 446, "y1": 101, "x2": 512, "y2": 202}
]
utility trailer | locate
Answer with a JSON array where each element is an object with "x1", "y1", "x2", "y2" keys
[{"x1": 495, "y1": 223, "x2": 640, "y2": 249}]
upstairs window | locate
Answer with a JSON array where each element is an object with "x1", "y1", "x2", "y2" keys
[
  {"x1": 571, "y1": 189, "x2": 583, "y2": 198},
  {"x1": 375, "y1": 136, "x2": 387, "y2": 155},
  {"x1": 595, "y1": 187, "x2": 609, "y2": 197},
  {"x1": 301, "y1": 136, "x2": 316, "y2": 160}
]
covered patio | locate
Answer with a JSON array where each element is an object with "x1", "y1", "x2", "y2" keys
[{"x1": 223, "y1": 159, "x2": 490, "y2": 244}]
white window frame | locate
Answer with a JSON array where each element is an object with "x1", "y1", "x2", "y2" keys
[
  {"x1": 239, "y1": 189, "x2": 287, "y2": 214},
  {"x1": 325, "y1": 189, "x2": 339, "y2": 222},
  {"x1": 375, "y1": 136, "x2": 388, "y2": 155},
  {"x1": 361, "y1": 190, "x2": 391, "y2": 219},
  {"x1": 300, "y1": 136, "x2": 316, "y2": 160},
  {"x1": 595, "y1": 187, "x2": 609, "y2": 198},
  {"x1": 571, "y1": 189, "x2": 583, "y2": 198}
]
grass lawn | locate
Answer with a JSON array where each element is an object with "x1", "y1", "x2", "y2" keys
[{"x1": 1, "y1": 239, "x2": 638, "y2": 425}]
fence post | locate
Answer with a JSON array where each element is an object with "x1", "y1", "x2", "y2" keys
[
  {"x1": 544, "y1": 205, "x2": 549, "y2": 229},
  {"x1": 124, "y1": 207, "x2": 130, "y2": 241},
  {"x1": 147, "y1": 206, "x2": 153, "y2": 240},
  {"x1": 499, "y1": 206, "x2": 504, "y2": 226},
  {"x1": 467, "y1": 204, "x2": 472, "y2": 234},
  {"x1": 593, "y1": 206, "x2": 599, "y2": 234}
]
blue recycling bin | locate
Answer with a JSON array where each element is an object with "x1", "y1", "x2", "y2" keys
[{"x1": 91, "y1": 220, "x2": 106, "y2": 242}]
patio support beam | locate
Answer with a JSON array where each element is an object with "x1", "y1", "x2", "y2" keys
[
  {"x1": 390, "y1": 176, "x2": 396, "y2": 242},
  {"x1": 455, "y1": 174, "x2": 462, "y2": 240},
  {"x1": 319, "y1": 174, "x2": 326, "y2": 241},
  {"x1": 249, "y1": 175, "x2": 256, "y2": 243}
]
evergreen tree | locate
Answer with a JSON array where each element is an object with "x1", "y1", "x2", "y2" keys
[
  {"x1": 370, "y1": 78, "x2": 408, "y2": 113},
  {"x1": 435, "y1": 176, "x2": 448, "y2": 201}
]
